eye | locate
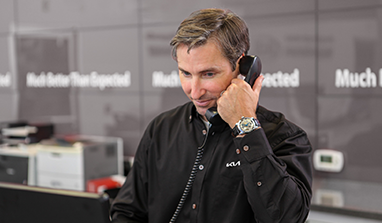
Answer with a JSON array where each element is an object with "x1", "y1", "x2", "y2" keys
[
  {"x1": 204, "y1": 72, "x2": 214, "y2": 78},
  {"x1": 181, "y1": 70, "x2": 191, "y2": 77}
]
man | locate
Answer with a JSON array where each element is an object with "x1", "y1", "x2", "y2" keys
[{"x1": 111, "y1": 8, "x2": 312, "y2": 223}]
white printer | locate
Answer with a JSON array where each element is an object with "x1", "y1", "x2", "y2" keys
[
  {"x1": 32, "y1": 135, "x2": 123, "y2": 191},
  {"x1": 0, "y1": 145, "x2": 37, "y2": 186}
]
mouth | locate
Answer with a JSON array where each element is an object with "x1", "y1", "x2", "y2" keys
[{"x1": 193, "y1": 99, "x2": 214, "y2": 108}]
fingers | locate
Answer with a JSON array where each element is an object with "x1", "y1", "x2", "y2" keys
[
  {"x1": 230, "y1": 75, "x2": 264, "y2": 93},
  {"x1": 252, "y1": 74, "x2": 264, "y2": 95}
]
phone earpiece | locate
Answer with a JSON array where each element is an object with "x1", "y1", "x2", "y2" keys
[{"x1": 239, "y1": 55, "x2": 262, "y2": 88}]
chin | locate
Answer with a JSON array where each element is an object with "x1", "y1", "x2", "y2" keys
[{"x1": 195, "y1": 106, "x2": 209, "y2": 116}]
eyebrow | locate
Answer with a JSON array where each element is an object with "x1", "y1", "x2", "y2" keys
[
  {"x1": 178, "y1": 66, "x2": 220, "y2": 75},
  {"x1": 178, "y1": 67, "x2": 189, "y2": 74}
]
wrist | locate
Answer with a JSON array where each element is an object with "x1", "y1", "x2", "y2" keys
[{"x1": 235, "y1": 134, "x2": 246, "y2": 138}]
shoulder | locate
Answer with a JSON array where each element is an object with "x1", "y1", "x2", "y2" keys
[
  {"x1": 256, "y1": 106, "x2": 309, "y2": 148},
  {"x1": 154, "y1": 102, "x2": 193, "y2": 123},
  {"x1": 257, "y1": 106, "x2": 289, "y2": 126},
  {"x1": 146, "y1": 102, "x2": 194, "y2": 133}
]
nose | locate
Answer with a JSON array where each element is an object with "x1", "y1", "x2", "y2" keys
[{"x1": 190, "y1": 78, "x2": 205, "y2": 100}]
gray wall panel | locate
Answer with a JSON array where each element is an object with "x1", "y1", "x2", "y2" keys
[
  {"x1": 246, "y1": 14, "x2": 316, "y2": 97},
  {"x1": 315, "y1": 4, "x2": 382, "y2": 183},
  {"x1": 78, "y1": 27, "x2": 140, "y2": 92},
  {"x1": 0, "y1": 35, "x2": 17, "y2": 122},
  {"x1": 319, "y1": 0, "x2": 382, "y2": 10},
  {"x1": 140, "y1": 0, "x2": 223, "y2": 24},
  {"x1": 16, "y1": 0, "x2": 138, "y2": 30},
  {"x1": 141, "y1": 26, "x2": 178, "y2": 92},
  {"x1": 226, "y1": 0, "x2": 315, "y2": 18},
  {"x1": 318, "y1": 7, "x2": 382, "y2": 95},
  {"x1": 0, "y1": 0, "x2": 13, "y2": 34},
  {"x1": 317, "y1": 97, "x2": 382, "y2": 183}
]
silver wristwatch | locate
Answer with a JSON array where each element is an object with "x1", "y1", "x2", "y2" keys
[{"x1": 232, "y1": 116, "x2": 261, "y2": 136}]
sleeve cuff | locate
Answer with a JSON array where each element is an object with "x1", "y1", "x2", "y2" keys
[{"x1": 233, "y1": 128, "x2": 274, "y2": 163}]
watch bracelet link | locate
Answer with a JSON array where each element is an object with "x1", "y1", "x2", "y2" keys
[{"x1": 232, "y1": 116, "x2": 261, "y2": 137}]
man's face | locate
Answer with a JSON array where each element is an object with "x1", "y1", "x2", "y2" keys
[{"x1": 177, "y1": 41, "x2": 239, "y2": 118}]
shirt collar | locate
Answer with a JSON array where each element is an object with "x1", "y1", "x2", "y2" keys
[
  {"x1": 188, "y1": 103, "x2": 211, "y2": 127},
  {"x1": 189, "y1": 103, "x2": 198, "y2": 123}
]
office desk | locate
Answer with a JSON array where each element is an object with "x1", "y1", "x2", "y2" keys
[{"x1": 309, "y1": 177, "x2": 382, "y2": 222}]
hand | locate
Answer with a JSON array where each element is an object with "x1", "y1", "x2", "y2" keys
[{"x1": 217, "y1": 75, "x2": 264, "y2": 129}]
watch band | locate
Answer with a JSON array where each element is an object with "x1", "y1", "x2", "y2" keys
[{"x1": 232, "y1": 125, "x2": 241, "y2": 137}]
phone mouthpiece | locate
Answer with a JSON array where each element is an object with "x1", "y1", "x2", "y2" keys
[
  {"x1": 205, "y1": 107, "x2": 218, "y2": 121},
  {"x1": 205, "y1": 107, "x2": 225, "y2": 126}
]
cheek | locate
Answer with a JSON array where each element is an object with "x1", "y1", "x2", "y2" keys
[
  {"x1": 205, "y1": 82, "x2": 222, "y2": 94},
  {"x1": 179, "y1": 77, "x2": 191, "y2": 94},
  {"x1": 209, "y1": 78, "x2": 230, "y2": 94}
]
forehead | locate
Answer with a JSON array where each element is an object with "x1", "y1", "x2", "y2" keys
[
  {"x1": 177, "y1": 40, "x2": 222, "y2": 56},
  {"x1": 176, "y1": 41, "x2": 229, "y2": 71}
]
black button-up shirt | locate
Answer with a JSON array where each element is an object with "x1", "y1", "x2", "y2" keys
[{"x1": 111, "y1": 102, "x2": 312, "y2": 223}]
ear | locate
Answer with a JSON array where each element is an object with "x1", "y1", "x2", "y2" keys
[{"x1": 234, "y1": 53, "x2": 246, "y2": 74}]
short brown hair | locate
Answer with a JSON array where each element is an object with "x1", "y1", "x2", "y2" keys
[{"x1": 170, "y1": 8, "x2": 250, "y2": 71}]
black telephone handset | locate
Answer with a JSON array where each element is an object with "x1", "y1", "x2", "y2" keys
[{"x1": 204, "y1": 55, "x2": 262, "y2": 125}]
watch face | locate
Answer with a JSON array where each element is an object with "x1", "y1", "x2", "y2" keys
[{"x1": 239, "y1": 118, "x2": 255, "y2": 132}]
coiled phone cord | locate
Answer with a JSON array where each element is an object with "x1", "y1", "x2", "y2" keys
[{"x1": 169, "y1": 145, "x2": 205, "y2": 223}]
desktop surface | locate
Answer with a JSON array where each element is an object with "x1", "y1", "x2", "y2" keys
[{"x1": 0, "y1": 182, "x2": 111, "y2": 223}]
